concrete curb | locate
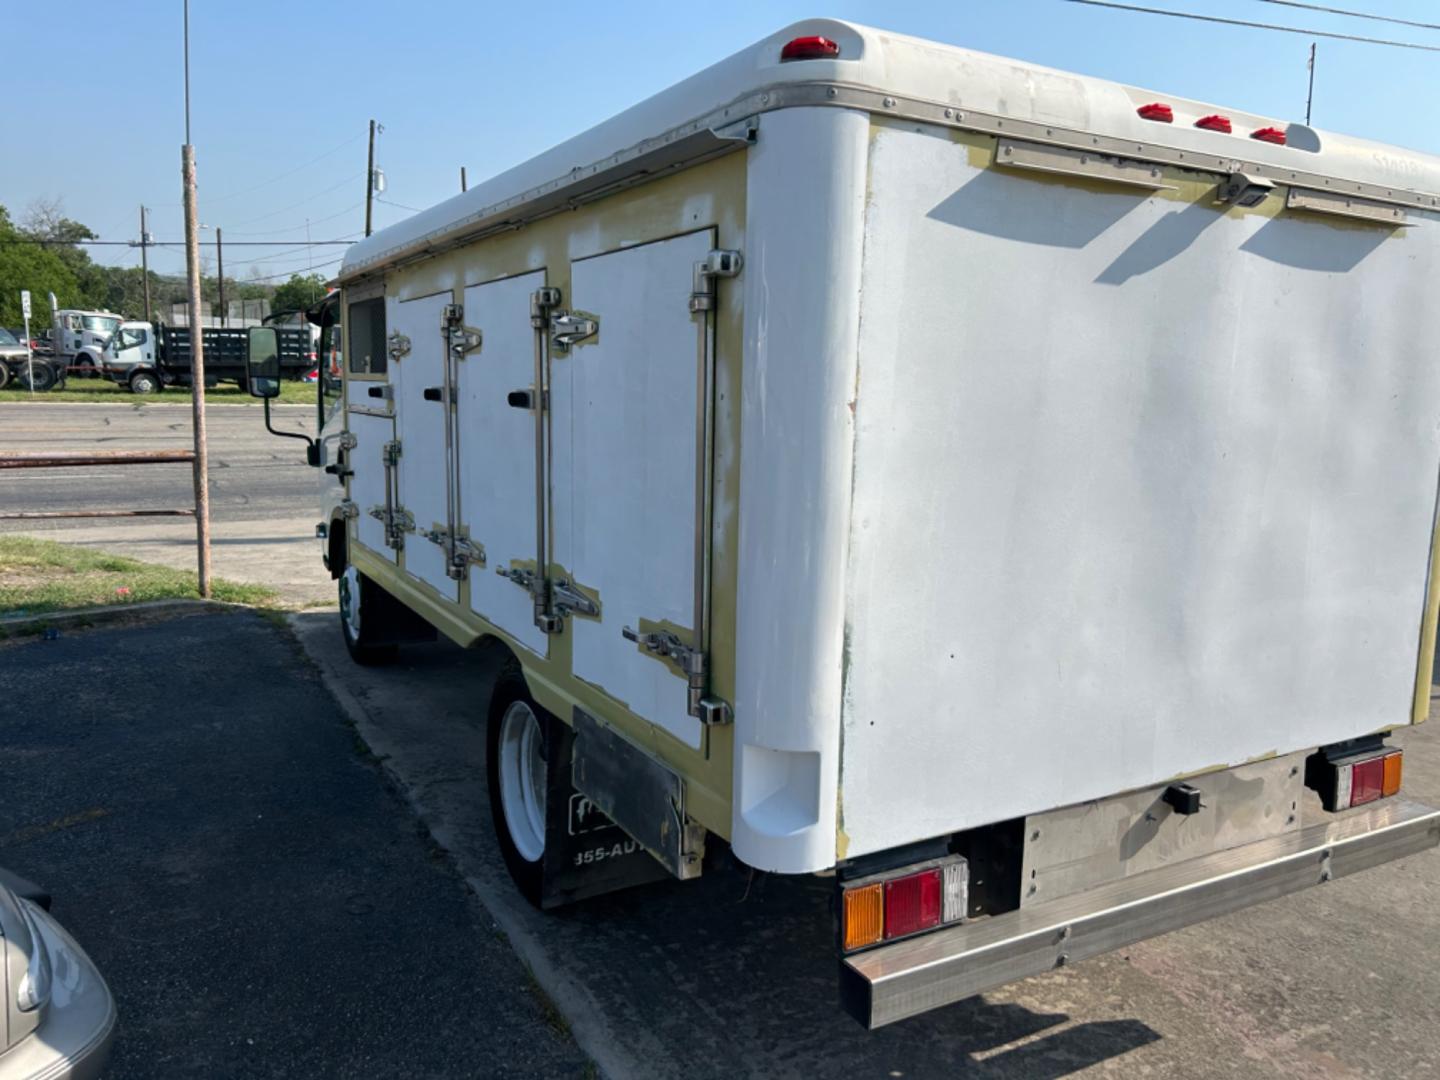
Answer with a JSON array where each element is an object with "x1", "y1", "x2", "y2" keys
[
  {"x1": 0, "y1": 598, "x2": 253, "y2": 634},
  {"x1": 289, "y1": 612, "x2": 625, "y2": 1080}
]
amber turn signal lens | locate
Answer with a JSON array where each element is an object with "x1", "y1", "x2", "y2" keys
[
  {"x1": 843, "y1": 883, "x2": 884, "y2": 951},
  {"x1": 1383, "y1": 751, "x2": 1403, "y2": 798}
]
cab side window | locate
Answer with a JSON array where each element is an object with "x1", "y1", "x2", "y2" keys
[{"x1": 348, "y1": 298, "x2": 386, "y2": 375}]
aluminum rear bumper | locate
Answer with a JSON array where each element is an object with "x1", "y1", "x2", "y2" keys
[{"x1": 841, "y1": 798, "x2": 1440, "y2": 1029}]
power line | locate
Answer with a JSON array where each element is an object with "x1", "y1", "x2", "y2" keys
[
  {"x1": 227, "y1": 172, "x2": 365, "y2": 228},
  {"x1": 0, "y1": 238, "x2": 356, "y2": 247},
  {"x1": 223, "y1": 202, "x2": 366, "y2": 237},
  {"x1": 205, "y1": 132, "x2": 365, "y2": 203},
  {"x1": 1062, "y1": 0, "x2": 1440, "y2": 51},
  {"x1": 241, "y1": 256, "x2": 344, "y2": 284},
  {"x1": 1256, "y1": 0, "x2": 1440, "y2": 33},
  {"x1": 376, "y1": 196, "x2": 423, "y2": 212}
]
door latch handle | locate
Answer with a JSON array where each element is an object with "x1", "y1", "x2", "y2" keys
[
  {"x1": 423, "y1": 386, "x2": 445, "y2": 403},
  {"x1": 506, "y1": 389, "x2": 545, "y2": 410},
  {"x1": 367, "y1": 386, "x2": 387, "y2": 399}
]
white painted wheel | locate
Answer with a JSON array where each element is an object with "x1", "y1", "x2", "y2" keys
[
  {"x1": 497, "y1": 700, "x2": 547, "y2": 863},
  {"x1": 340, "y1": 565, "x2": 362, "y2": 638}
]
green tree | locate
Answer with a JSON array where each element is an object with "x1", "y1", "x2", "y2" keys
[
  {"x1": 271, "y1": 273, "x2": 328, "y2": 315},
  {"x1": 0, "y1": 205, "x2": 82, "y2": 327}
]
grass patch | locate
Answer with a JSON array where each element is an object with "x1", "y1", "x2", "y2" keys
[
  {"x1": 0, "y1": 535, "x2": 276, "y2": 618},
  {"x1": 0, "y1": 378, "x2": 317, "y2": 406}
]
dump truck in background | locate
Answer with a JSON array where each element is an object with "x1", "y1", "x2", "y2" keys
[{"x1": 244, "y1": 19, "x2": 1440, "y2": 1027}]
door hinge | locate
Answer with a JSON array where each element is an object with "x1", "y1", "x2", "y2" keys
[
  {"x1": 387, "y1": 331, "x2": 411, "y2": 362},
  {"x1": 443, "y1": 303, "x2": 483, "y2": 359},
  {"x1": 368, "y1": 505, "x2": 414, "y2": 550},
  {"x1": 531, "y1": 286, "x2": 562, "y2": 327},
  {"x1": 551, "y1": 579, "x2": 600, "y2": 620},
  {"x1": 621, "y1": 626, "x2": 732, "y2": 725},
  {"x1": 497, "y1": 564, "x2": 542, "y2": 594},
  {"x1": 339, "y1": 500, "x2": 359, "y2": 520},
  {"x1": 689, "y1": 249, "x2": 744, "y2": 313},
  {"x1": 338, "y1": 432, "x2": 358, "y2": 451},
  {"x1": 425, "y1": 526, "x2": 486, "y2": 578},
  {"x1": 382, "y1": 439, "x2": 402, "y2": 466},
  {"x1": 550, "y1": 312, "x2": 598, "y2": 353}
]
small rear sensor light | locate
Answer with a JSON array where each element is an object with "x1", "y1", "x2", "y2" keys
[
  {"x1": 884, "y1": 869, "x2": 941, "y2": 940},
  {"x1": 780, "y1": 35, "x2": 841, "y2": 62},
  {"x1": 1195, "y1": 114, "x2": 1232, "y2": 133},
  {"x1": 1382, "y1": 751, "x2": 1403, "y2": 797},
  {"x1": 1251, "y1": 126, "x2": 1287, "y2": 145},
  {"x1": 1350, "y1": 757, "x2": 1385, "y2": 806},
  {"x1": 842, "y1": 883, "x2": 883, "y2": 951},
  {"x1": 1137, "y1": 103, "x2": 1173, "y2": 122}
]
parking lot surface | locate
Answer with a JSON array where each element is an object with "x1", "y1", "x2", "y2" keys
[
  {"x1": 0, "y1": 402, "x2": 329, "y2": 604},
  {"x1": 295, "y1": 609, "x2": 1440, "y2": 1079},
  {"x1": 0, "y1": 609, "x2": 589, "y2": 1078}
]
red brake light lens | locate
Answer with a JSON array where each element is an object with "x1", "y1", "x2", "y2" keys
[
  {"x1": 1137, "y1": 103, "x2": 1173, "y2": 123},
  {"x1": 1251, "y1": 126, "x2": 1287, "y2": 145},
  {"x1": 1350, "y1": 757, "x2": 1385, "y2": 806},
  {"x1": 1195, "y1": 114, "x2": 1232, "y2": 133},
  {"x1": 780, "y1": 35, "x2": 841, "y2": 62},
  {"x1": 883, "y1": 869, "x2": 942, "y2": 940}
]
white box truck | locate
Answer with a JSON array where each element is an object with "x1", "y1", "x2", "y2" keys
[{"x1": 246, "y1": 20, "x2": 1440, "y2": 1027}]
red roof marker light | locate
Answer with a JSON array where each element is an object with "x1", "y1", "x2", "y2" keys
[
  {"x1": 1137, "y1": 103, "x2": 1173, "y2": 123},
  {"x1": 1251, "y1": 126, "x2": 1287, "y2": 145},
  {"x1": 780, "y1": 35, "x2": 841, "y2": 62},
  {"x1": 1195, "y1": 114, "x2": 1232, "y2": 133}
]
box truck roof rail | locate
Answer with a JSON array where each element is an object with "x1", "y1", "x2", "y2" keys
[{"x1": 341, "y1": 18, "x2": 1440, "y2": 281}]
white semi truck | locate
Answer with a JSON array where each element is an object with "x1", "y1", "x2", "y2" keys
[{"x1": 246, "y1": 20, "x2": 1440, "y2": 1027}]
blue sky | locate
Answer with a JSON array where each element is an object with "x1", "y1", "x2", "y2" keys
[{"x1": 5, "y1": 1, "x2": 1436, "y2": 280}]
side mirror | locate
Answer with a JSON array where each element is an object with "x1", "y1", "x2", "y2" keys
[{"x1": 246, "y1": 327, "x2": 280, "y2": 399}]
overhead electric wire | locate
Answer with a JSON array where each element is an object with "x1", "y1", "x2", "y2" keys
[
  {"x1": 223, "y1": 202, "x2": 366, "y2": 237},
  {"x1": 240, "y1": 256, "x2": 344, "y2": 284},
  {"x1": 226, "y1": 172, "x2": 366, "y2": 228},
  {"x1": 204, "y1": 132, "x2": 365, "y2": 203},
  {"x1": 1256, "y1": 0, "x2": 1440, "y2": 33},
  {"x1": 0, "y1": 238, "x2": 355, "y2": 246},
  {"x1": 376, "y1": 197, "x2": 423, "y2": 212},
  {"x1": 1062, "y1": 0, "x2": 1440, "y2": 51}
]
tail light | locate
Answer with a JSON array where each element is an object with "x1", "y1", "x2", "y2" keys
[
  {"x1": 1307, "y1": 746, "x2": 1403, "y2": 812},
  {"x1": 780, "y1": 35, "x2": 841, "y2": 62},
  {"x1": 839, "y1": 855, "x2": 967, "y2": 953}
]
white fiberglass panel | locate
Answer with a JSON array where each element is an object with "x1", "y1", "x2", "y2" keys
[
  {"x1": 390, "y1": 292, "x2": 458, "y2": 602},
  {"x1": 458, "y1": 271, "x2": 549, "y2": 658},
  {"x1": 840, "y1": 122, "x2": 1440, "y2": 858},
  {"x1": 551, "y1": 231, "x2": 713, "y2": 750},
  {"x1": 347, "y1": 412, "x2": 393, "y2": 560}
]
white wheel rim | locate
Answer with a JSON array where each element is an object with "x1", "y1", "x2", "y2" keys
[
  {"x1": 340, "y1": 566, "x2": 361, "y2": 639},
  {"x1": 498, "y1": 701, "x2": 546, "y2": 862}
]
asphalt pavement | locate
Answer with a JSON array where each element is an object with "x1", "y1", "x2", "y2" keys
[
  {"x1": 0, "y1": 402, "x2": 330, "y2": 604},
  {"x1": 293, "y1": 609, "x2": 1440, "y2": 1080},
  {"x1": 0, "y1": 609, "x2": 590, "y2": 1078}
]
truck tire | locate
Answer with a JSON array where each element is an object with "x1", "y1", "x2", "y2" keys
[
  {"x1": 17, "y1": 361, "x2": 58, "y2": 392},
  {"x1": 0, "y1": 361, "x2": 10, "y2": 390},
  {"x1": 338, "y1": 566, "x2": 398, "y2": 666},
  {"x1": 487, "y1": 668, "x2": 555, "y2": 907},
  {"x1": 72, "y1": 355, "x2": 99, "y2": 379},
  {"x1": 128, "y1": 370, "x2": 160, "y2": 395}
]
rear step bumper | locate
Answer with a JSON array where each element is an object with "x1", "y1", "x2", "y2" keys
[{"x1": 841, "y1": 797, "x2": 1440, "y2": 1028}]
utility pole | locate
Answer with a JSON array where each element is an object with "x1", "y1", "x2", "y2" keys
[
  {"x1": 215, "y1": 226, "x2": 225, "y2": 328},
  {"x1": 1305, "y1": 43, "x2": 1317, "y2": 126},
  {"x1": 139, "y1": 205, "x2": 152, "y2": 323},
  {"x1": 365, "y1": 118, "x2": 376, "y2": 237},
  {"x1": 181, "y1": 0, "x2": 212, "y2": 598},
  {"x1": 460, "y1": 166, "x2": 468, "y2": 193}
]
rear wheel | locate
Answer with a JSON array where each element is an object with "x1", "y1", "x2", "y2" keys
[
  {"x1": 487, "y1": 670, "x2": 553, "y2": 907},
  {"x1": 16, "y1": 361, "x2": 58, "y2": 392},
  {"x1": 338, "y1": 566, "x2": 398, "y2": 666}
]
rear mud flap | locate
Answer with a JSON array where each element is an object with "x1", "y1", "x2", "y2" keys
[{"x1": 541, "y1": 715, "x2": 671, "y2": 909}]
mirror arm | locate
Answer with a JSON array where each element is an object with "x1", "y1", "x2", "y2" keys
[{"x1": 264, "y1": 397, "x2": 319, "y2": 465}]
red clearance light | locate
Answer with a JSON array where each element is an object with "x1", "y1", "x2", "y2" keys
[
  {"x1": 1251, "y1": 126, "x2": 1287, "y2": 145},
  {"x1": 883, "y1": 869, "x2": 942, "y2": 940},
  {"x1": 1195, "y1": 114, "x2": 1232, "y2": 133},
  {"x1": 1137, "y1": 103, "x2": 1173, "y2": 123},
  {"x1": 1350, "y1": 757, "x2": 1385, "y2": 806},
  {"x1": 780, "y1": 35, "x2": 841, "y2": 62}
]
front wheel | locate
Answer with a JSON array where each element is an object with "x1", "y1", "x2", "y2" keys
[
  {"x1": 338, "y1": 566, "x2": 398, "y2": 666},
  {"x1": 487, "y1": 671, "x2": 554, "y2": 907},
  {"x1": 128, "y1": 370, "x2": 160, "y2": 395},
  {"x1": 72, "y1": 356, "x2": 99, "y2": 379}
]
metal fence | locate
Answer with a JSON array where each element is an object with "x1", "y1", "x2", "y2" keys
[{"x1": 0, "y1": 450, "x2": 198, "y2": 521}]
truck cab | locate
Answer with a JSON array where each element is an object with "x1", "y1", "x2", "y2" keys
[
  {"x1": 52, "y1": 309, "x2": 122, "y2": 375},
  {"x1": 95, "y1": 321, "x2": 160, "y2": 393}
]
